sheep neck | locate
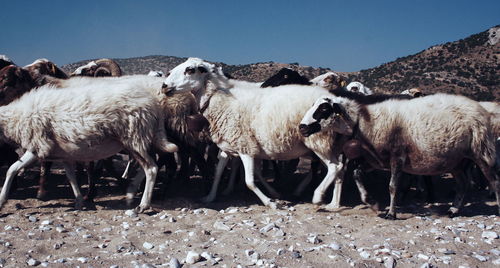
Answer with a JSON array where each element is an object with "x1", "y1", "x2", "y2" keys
[{"x1": 344, "y1": 102, "x2": 385, "y2": 168}]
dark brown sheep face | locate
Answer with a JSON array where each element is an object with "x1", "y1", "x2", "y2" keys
[
  {"x1": 24, "y1": 59, "x2": 69, "y2": 80},
  {"x1": 0, "y1": 66, "x2": 36, "y2": 106}
]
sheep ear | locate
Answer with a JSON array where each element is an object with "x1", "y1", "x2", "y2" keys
[
  {"x1": 209, "y1": 66, "x2": 230, "y2": 88},
  {"x1": 332, "y1": 103, "x2": 343, "y2": 115}
]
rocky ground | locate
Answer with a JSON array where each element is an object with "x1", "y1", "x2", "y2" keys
[{"x1": 0, "y1": 166, "x2": 499, "y2": 268}]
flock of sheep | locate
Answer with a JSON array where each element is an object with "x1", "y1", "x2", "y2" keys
[{"x1": 0, "y1": 55, "x2": 498, "y2": 219}]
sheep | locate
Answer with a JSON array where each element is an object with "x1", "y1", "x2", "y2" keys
[
  {"x1": 71, "y1": 58, "x2": 122, "y2": 77},
  {"x1": 299, "y1": 94, "x2": 500, "y2": 219},
  {"x1": 401, "y1": 87, "x2": 424, "y2": 98},
  {"x1": 0, "y1": 65, "x2": 37, "y2": 106},
  {"x1": 162, "y1": 58, "x2": 358, "y2": 209},
  {"x1": 0, "y1": 55, "x2": 14, "y2": 70},
  {"x1": 260, "y1": 68, "x2": 311, "y2": 88},
  {"x1": 148, "y1": 70, "x2": 165, "y2": 77},
  {"x1": 0, "y1": 75, "x2": 178, "y2": 212},
  {"x1": 346, "y1": 81, "x2": 373, "y2": 95}
]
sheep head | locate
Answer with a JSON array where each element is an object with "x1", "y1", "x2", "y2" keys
[
  {"x1": 299, "y1": 96, "x2": 354, "y2": 137},
  {"x1": 162, "y1": 57, "x2": 230, "y2": 94},
  {"x1": 311, "y1": 72, "x2": 347, "y2": 91},
  {"x1": 71, "y1": 59, "x2": 122, "y2": 77},
  {"x1": 0, "y1": 65, "x2": 36, "y2": 106},
  {"x1": 24, "y1": 59, "x2": 69, "y2": 84},
  {"x1": 0, "y1": 55, "x2": 14, "y2": 70}
]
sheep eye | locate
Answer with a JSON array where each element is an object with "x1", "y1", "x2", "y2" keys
[
  {"x1": 197, "y1": 66, "x2": 208, "y2": 73},
  {"x1": 185, "y1": 67, "x2": 196, "y2": 75}
]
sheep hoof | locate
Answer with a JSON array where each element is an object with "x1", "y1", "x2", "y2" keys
[
  {"x1": 200, "y1": 195, "x2": 215, "y2": 203},
  {"x1": 134, "y1": 205, "x2": 148, "y2": 214},
  {"x1": 312, "y1": 195, "x2": 324, "y2": 205},
  {"x1": 36, "y1": 190, "x2": 49, "y2": 201},
  {"x1": 268, "y1": 200, "x2": 288, "y2": 210},
  {"x1": 384, "y1": 213, "x2": 397, "y2": 220},
  {"x1": 323, "y1": 204, "x2": 341, "y2": 212},
  {"x1": 447, "y1": 207, "x2": 459, "y2": 218},
  {"x1": 74, "y1": 201, "x2": 84, "y2": 211},
  {"x1": 369, "y1": 202, "x2": 380, "y2": 212}
]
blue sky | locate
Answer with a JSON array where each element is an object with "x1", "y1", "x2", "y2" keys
[{"x1": 1, "y1": 0, "x2": 498, "y2": 72}]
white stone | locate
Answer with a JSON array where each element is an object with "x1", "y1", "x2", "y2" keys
[
  {"x1": 27, "y1": 258, "x2": 40, "y2": 266},
  {"x1": 185, "y1": 251, "x2": 201, "y2": 264},
  {"x1": 125, "y1": 210, "x2": 137, "y2": 217},
  {"x1": 143, "y1": 242, "x2": 154, "y2": 250},
  {"x1": 417, "y1": 254, "x2": 430, "y2": 261},
  {"x1": 213, "y1": 221, "x2": 231, "y2": 231},
  {"x1": 482, "y1": 231, "x2": 498, "y2": 239},
  {"x1": 473, "y1": 254, "x2": 488, "y2": 262},
  {"x1": 359, "y1": 251, "x2": 370, "y2": 259},
  {"x1": 77, "y1": 257, "x2": 88, "y2": 263}
]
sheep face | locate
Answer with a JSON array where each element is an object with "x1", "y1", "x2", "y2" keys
[
  {"x1": 0, "y1": 65, "x2": 36, "y2": 106},
  {"x1": 299, "y1": 96, "x2": 352, "y2": 137},
  {"x1": 71, "y1": 61, "x2": 98, "y2": 76},
  {"x1": 24, "y1": 59, "x2": 69, "y2": 79},
  {"x1": 311, "y1": 72, "x2": 346, "y2": 91},
  {"x1": 162, "y1": 57, "x2": 229, "y2": 93}
]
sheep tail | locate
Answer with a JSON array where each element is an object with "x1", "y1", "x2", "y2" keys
[{"x1": 472, "y1": 120, "x2": 496, "y2": 167}]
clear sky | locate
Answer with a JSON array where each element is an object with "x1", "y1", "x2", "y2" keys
[{"x1": 1, "y1": 0, "x2": 498, "y2": 72}]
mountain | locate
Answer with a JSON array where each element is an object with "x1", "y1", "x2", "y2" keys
[
  {"x1": 61, "y1": 25, "x2": 499, "y2": 101},
  {"x1": 348, "y1": 25, "x2": 500, "y2": 101}
]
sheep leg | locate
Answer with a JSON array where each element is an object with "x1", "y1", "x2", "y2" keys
[
  {"x1": 37, "y1": 161, "x2": 53, "y2": 200},
  {"x1": 386, "y1": 156, "x2": 404, "y2": 220},
  {"x1": 126, "y1": 167, "x2": 146, "y2": 205},
  {"x1": 62, "y1": 162, "x2": 84, "y2": 210},
  {"x1": 293, "y1": 172, "x2": 313, "y2": 197},
  {"x1": 122, "y1": 160, "x2": 133, "y2": 179},
  {"x1": 84, "y1": 161, "x2": 96, "y2": 202},
  {"x1": 201, "y1": 151, "x2": 230, "y2": 203},
  {"x1": 311, "y1": 155, "x2": 343, "y2": 207},
  {"x1": 132, "y1": 152, "x2": 158, "y2": 213},
  {"x1": 0, "y1": 151, "x2": 38, "y2": 209},
  {"x1": 323, "y1": 163, "x2": 346, "y2": 210},
  {"x1": 448, "y1": 169, "x2": 469, "y2": 217},
  {"x1": 255, "y1": 160, "x2": 281, "y2": 199},
  {"x1": 239, "y1": 154, "x2": 280, "y2": 208},
  {"x1": 222, "y1": 157, "x2": 241, "y2": 196},
  {"x1": 352, "y1": 164, "x2": 378, "y2": 211},
  {"x1": 474, "y1": 159, "x2": 500, "y2": 215}
]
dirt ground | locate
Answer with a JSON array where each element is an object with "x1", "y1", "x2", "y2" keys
[{"x1": 0, "y1": 162, "x2": 499, "y2": 268}]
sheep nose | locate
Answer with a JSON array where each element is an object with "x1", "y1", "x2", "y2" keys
[
  {"x1": 299, "y1": 124, "x2": 310, "y2": 137},
  {"x1": 161, "y1": 83, "x2": 175, "y2": 93}
]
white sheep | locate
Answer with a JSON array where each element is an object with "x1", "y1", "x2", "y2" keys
[
  {"x1": 346, "y1": 81, "x2": 373, "y2": 95},
  {"x1": 162, "y1": 58, "x2": 357, "y2": 209},
  {"x1": 0, "y1": 75, "x2": 178, "y2": 212},
  {"x1": 299, "y1": 94, "x2": 499, "y2": 218},
  {"x1": 148, "y1": 70, "x2": 165, "y2": 77}
]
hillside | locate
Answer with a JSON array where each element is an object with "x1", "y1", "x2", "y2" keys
[
  {"x1": 62, "y1": 25, "x2": 499, "y2": 101},
  {"x1": 349, "y1": 25, "x2": 500, "y2": 101}
]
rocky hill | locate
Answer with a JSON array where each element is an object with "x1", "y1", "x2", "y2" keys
[
  {"x1": 62, "y1": 25, "x2": 499, "y2": 101},
  {"x1": 348, "y1": 25, "x2": 500, "y2": 101}
]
